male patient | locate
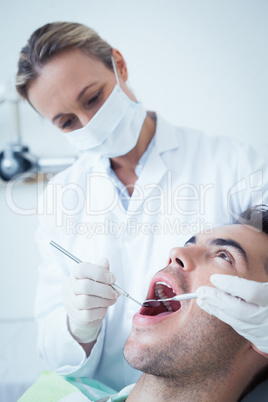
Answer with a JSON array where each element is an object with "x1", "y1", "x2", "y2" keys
[
  {"x1": 20, "y1": 205, "x2": 268, "y2": 402},
  {"x1": 123, "y1": 205, "x2": 268, "y2": 402}
]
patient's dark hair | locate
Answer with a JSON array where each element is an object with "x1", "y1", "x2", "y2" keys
[
  {"x1": 237, "y1": 204, "x2": 268, "y2": 401},
  {"x1": 238, "y1": 204, "x2": 268, "y2": 236}
]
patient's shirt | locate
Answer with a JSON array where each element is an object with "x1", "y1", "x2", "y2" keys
[{"x1": 18, "y1": 371, "x2": 134, "y2": 402}]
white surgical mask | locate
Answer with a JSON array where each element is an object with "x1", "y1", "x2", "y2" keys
[{"x1": 65, "y1": 58, "x2": 147, "y2": 157}]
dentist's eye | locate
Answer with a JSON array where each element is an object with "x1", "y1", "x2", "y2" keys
[
  {"x1": 62, "y1": 116, "x2": 76, "y2": 130},
  {"x1": 86, "y1": 90, "x2": 102, "y2": 107}
]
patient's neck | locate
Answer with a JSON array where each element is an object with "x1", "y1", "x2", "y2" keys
[
  {"x1": 126, "y1": 366, "x2": 249, "y2": 402},
  {"x1": 125, "y1": 341, "x2": 267, "y2": 401}
]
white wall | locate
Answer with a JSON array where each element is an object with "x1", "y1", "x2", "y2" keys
[{"x1": 0, "y1": 1, "x2": 267, "y2": 400}]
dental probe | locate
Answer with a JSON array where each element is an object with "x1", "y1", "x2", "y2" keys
[
  {"x1": 50, "y1": 241, "x2": 143, "y2": 307},
  {"x1": 143, "y1": 292, "x2": 197, "y2": 308}
]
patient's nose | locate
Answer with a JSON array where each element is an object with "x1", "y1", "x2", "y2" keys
[{"x1": 168, "y1": 247, "x2": 194, "y2": 271}]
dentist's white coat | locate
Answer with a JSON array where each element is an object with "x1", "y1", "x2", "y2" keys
[{"x1": 35, "y1": 115, "x2": 268, "y2": 391}]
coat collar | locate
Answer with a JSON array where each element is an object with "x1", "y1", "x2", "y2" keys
[
  {"x1": 153, "y1": 114, "x2": 180, "y2": 154},
  {"x1": 126, "y1": 114, "x2": 180, "y2": 213}
]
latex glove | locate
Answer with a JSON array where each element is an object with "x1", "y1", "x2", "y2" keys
[
  {"x1": 63, "y1": 258, "x2": 120, "y2": 343},
  {"x1": 196, "y1": 274, "x2": 268, "y2": 356}
]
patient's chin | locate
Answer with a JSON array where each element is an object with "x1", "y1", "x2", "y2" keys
[
  {"x1": 123, "y1": 331, "x2": 166, "y2": 375},
  {"x1": 123, "y1": 334, "x2": 147, "y2": 371}
]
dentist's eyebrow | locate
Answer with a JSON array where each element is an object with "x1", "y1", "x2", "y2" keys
[
  {"x1": 53, "y1": 113, "x2": 63, "y2": 123},
  {"x1": 76, "y1": 83, "x2": 97, "y2": 102},
  {"x1": 210, "y1": 238, "x2": 249, "y2": 267},
  {"x1": 184, "y1": 236, "x2": 197, "y2": 246},
  {"x1": 52, "y1": 83, "x2": 98, "y2": 123}
]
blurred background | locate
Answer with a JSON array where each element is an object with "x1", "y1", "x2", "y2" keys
[{"x1": 0, "y1": 0, "x2": 268, "y2": 400}]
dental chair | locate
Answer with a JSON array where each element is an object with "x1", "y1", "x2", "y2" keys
[{"x1": 243, "y1": 380, "x2": 268, "y2": 401}]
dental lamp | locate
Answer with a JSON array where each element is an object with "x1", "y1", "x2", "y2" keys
[
  {"x1": 0, "y1": 143, "x2": 76, "y2": 181},
  {"x1": 0, "y1": 88, "x2": 76, "y2": 181}
]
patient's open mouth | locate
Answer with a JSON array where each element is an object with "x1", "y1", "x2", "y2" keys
[{"x1": 140, "y1": 281, "x2": 181, "y2": 316}]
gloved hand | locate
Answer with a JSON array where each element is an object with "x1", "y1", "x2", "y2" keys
[
  {"x1": 196, "y1": 274, "x2": 268, "y2": 356},
  {"x1": 63, "y1": 258, "x2": 120, "y2": 343}
]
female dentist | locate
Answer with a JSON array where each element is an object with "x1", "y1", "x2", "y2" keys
[{"x1": 16, "y1": 22, "x2": 268, "y2": 390}]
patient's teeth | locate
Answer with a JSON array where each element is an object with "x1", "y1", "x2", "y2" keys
[
  {"x1": 155, "y1": 282, "x2": 176, "y2": 298},
  {"x1": 154, "y1": 282, "x2": 176, "y2": 312},
  {"x1": 156, "y1": 288, "x2": 166, "y2": 299},
  {"x1": 162, "y1": 301, "x2": 173, "y2": 311},
  {"x1": 155, "y1": 281, "x2": 171, "y2": 289}
]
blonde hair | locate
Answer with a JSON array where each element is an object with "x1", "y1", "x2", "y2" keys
[{"x1": 16, "y1": 22, "x2": 113, "y2": 100}]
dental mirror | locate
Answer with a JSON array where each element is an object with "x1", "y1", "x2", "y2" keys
[{"x1": 143, "y1": 292, "x2": 197, "y2": 308}]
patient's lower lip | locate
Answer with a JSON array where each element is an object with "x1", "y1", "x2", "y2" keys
[{"x1": 132, "y1": 310, "x2": 174, "y2": 326}]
